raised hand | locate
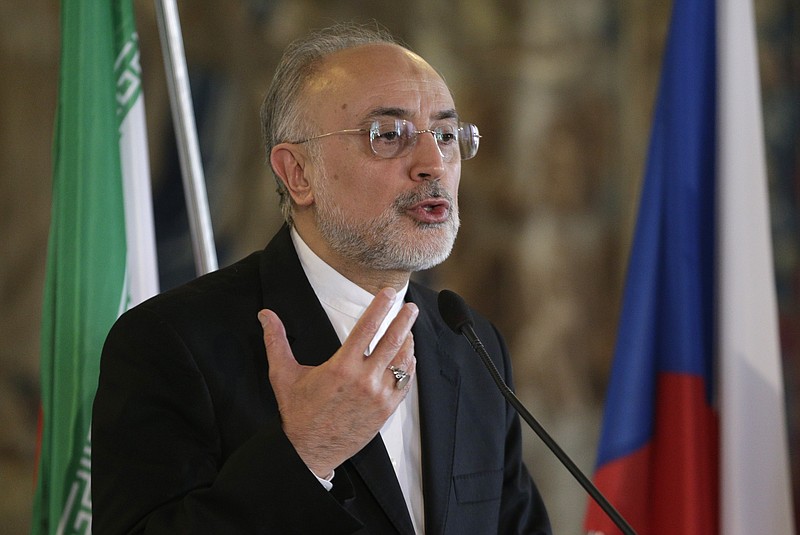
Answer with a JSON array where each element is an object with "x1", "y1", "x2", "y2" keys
[{"x1": 257, "y1": 287, "x2": 419, "y2": 479}]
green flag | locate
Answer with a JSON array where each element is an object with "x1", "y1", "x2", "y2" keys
[{"x1": 32, "y1": 2, "x2": 158, "y2": 533}]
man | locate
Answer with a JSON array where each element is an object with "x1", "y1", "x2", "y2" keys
[{"x1": 93, "y1": 23, "x2": 551, "y2": 534}]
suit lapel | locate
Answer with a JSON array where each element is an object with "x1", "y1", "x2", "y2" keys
[
  {"x1": 258, "y1": 226, "x2": 340, "y2": 365},
  {"x1": 258, "y1": 226, "x2": 414, "y2": 534},
  {"x1": 348, "y1": 437, "x2": 416, "y2": 535},
  {"x1": 408, "y1": 285, "x2": 461, "y2": 535}
]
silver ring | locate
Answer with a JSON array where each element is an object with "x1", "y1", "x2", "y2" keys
[{"x1": 389, "y1": 365, "x2": 410, "y2": 390}]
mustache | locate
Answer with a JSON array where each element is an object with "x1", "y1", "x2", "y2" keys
[{"x1": 393, "y1": 182, "x2": 454, "y2": 211}]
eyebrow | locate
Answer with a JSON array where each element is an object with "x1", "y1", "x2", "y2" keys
[{"x1": 365, "y1": 106, "x2": 459, "y2": 122}]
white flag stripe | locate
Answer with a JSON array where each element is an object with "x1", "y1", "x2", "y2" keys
[
  {"x1": 717, "y1": 0, "x2": 795, "y2": 533},
  {"x1": 120, "y1": 96, "x2": 159, "y2": 306}
]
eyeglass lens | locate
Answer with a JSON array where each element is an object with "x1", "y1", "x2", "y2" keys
[{"x1": 368, "y1": 119, "x2": 480, "y2": 161}]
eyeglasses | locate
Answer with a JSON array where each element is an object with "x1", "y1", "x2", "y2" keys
[{"x1": 290, "y1": 119, "x2": 481, "y2": 161}]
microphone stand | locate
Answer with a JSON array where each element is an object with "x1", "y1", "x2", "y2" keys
[{"x1": 459, "y1": 325, "x2": 637, "y2": 535}]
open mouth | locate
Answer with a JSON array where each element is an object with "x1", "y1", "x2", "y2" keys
[{"x1": 406, "y1": 198, "x2": 451, "y2": 224}]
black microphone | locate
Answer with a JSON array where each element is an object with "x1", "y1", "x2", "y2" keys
[{"x1": 437, "y1": 289, "x2": 636, "y2": 535}]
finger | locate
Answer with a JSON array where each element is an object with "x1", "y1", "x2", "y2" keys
[
  {"x1": 369, "y1": 302, "x2": 419, "y2": 371},
  {"x1": 338, "y1": 287, "x2": 398, "y2": 362},
  {"x1": 387, "y1": 333, "x2": 417, "y2": 390},
  {"x1": 390, "y1": 331, "x2": 417, "y2": 373},
  {"x1": 257, "y1": 309, "x2": 297, "y2": 381}
]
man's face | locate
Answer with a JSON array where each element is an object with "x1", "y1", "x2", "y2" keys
[{"x1": 301, "y1": 44, "x2": 461, "y2": 273}]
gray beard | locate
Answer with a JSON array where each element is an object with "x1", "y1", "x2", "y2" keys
[{"x1": 313, "y1": 180, "x2": 460, "y2": 272}]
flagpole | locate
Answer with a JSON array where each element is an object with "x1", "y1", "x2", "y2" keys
[{"x1": 154, "y1": 0, "x2": 218, "y2": 275}]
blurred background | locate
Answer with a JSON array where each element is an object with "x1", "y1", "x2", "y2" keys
[{"x1": 1, "y1": 1, "x2": 797, "y2": 533}]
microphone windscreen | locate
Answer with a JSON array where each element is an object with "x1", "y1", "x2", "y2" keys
[{"x1": 437, "y1": 289, "x2": 475, "y2": 334}]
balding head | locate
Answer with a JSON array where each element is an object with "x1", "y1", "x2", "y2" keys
[{"x1": 261, "y1": 24, "x2": 402, "y2": 225}]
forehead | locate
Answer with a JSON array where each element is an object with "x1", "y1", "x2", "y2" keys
[{"x1": 303, "y1": 43, "x2": 456, "y2": 124}]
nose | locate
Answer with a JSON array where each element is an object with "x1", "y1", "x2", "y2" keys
[{"x1": 409, "y1": 131, "x2": 446, "y2": 182}]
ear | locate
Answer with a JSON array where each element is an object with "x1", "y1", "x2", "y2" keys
[{"x1": 270, "y1": 143, "x2": 315, "y2": 207}]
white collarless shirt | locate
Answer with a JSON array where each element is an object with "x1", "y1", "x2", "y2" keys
[{"x1": 291, "y1": 229, "x2": 425, "y2": 534}]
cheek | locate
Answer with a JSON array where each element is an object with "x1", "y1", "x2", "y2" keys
[
  {"x1": 338, "y1": 158, "x2": 391, "y2": 191},
  {"x1": 324, "y1": 162, "x2": 391, "y2": 209},
  {"x1": 443, "y1": 168, "x2": 461, "y2": 200}
]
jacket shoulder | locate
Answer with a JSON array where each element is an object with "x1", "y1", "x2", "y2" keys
[{"x1": 116, "y1": 250, "x2": 264, "y2": 336}]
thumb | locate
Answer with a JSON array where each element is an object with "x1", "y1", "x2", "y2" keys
[{"x1": 257, "y1": 309, "x2": 297, "y2": 379}]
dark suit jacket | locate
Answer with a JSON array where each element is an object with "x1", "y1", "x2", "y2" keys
[{"x1": 92, "y1": 226, "x2": 551, "y2": 534}]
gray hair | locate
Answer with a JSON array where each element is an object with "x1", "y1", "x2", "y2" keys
[{"x1": 260, "y1": 23, "x2": 400, "y2": 225}]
